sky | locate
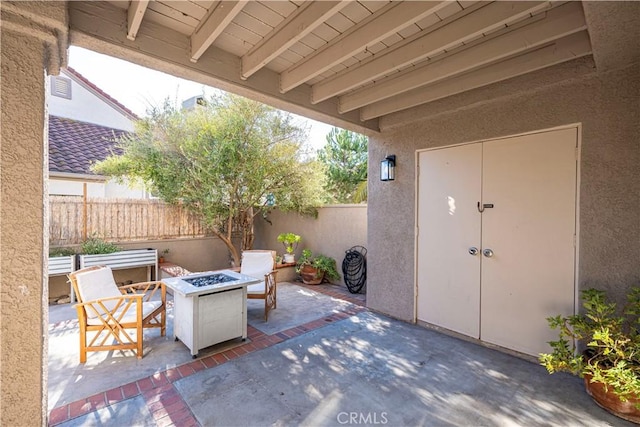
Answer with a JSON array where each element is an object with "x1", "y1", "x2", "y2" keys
[{"x1": 67, "y1": 46, "x2": 334, "y2": 151}]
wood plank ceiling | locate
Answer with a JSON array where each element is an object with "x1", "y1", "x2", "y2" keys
[{"x1": 75, "y1": 1, "x2": 591, "y2": 130}]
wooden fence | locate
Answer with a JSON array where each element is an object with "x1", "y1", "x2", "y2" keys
[{"x1": 50, "y1": 196, "x2": 212, "y2": 246}]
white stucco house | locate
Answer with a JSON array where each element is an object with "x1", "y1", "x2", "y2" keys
[{"x1": 48, "y1": 67, "x2": 149, "y2": 198}]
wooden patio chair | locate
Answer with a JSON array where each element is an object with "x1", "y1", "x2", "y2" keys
[
  {"x1": 68, "y1": 265, "x2": 166, "y2": 363},
  {"x1": 241, "y1": 250, "x2": 278, "y2": 322}
]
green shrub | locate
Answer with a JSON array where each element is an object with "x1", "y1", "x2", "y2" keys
[
  {"x1": 81, "y1": 237, "x2": 121, "y2": 255},
  {"x1": 296, "y1": 249, "x2": 340, "y2": 281},
  {"x1": 540, "y1": 287, "x2": 640, "y2": 404},
  {"x1": 49, "y1": 247, "x2": 76, "y2": 257}
]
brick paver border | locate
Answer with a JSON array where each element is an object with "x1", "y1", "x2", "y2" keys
[{"x1": 49, "y1": 283, "x2": 366, "y2": 426}]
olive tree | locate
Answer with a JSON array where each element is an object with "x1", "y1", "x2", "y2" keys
[{"x1": 94, "y1": 94, "x2": 326, "y2": 265}]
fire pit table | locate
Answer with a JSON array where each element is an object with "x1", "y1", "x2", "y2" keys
[{"x1": 163, "y1": 270, "x2": 260, "y2": 357}]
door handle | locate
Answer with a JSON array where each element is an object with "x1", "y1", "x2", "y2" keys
[
  {"x1": 477, "y1": 202, "x2": 494, "y2": 213},
  {"x1": 482, "y1": 248, "x2": 494, "y2": 258},
  {"x1": 468, "y1": 247, "x2": 478, "y2": 256}
]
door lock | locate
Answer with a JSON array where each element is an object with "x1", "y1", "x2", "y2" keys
[{"x1": 482, "y1": 248, "x2": 494, "y2": 258}]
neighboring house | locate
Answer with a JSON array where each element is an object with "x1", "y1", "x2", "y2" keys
[{"x1": 48, "y1": 67, "x2": 149, "y2": 198}]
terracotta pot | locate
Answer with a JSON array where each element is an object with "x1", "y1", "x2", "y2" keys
[
  {"x1": 584, "y1": 375, "x2": 640, "y2": 424},
  {"x1": 300, "y1": 265, "x2": 324, "y2": 285}
]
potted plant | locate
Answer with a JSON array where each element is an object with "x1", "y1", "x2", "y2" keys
[
  {"x1": 277, "y1": 232, "x2": 301, "y2": 263},
  {"x1": 159, "y1": 249, "x2": 170, "y2": 263},
  {"x1": 539, "y1": 287, "x2": 640, "y2": 423},
  {"x1": 296, "y1": 249, "x2": 340, "y2": 285}
]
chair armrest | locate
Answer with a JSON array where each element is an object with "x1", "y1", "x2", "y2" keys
[
  {"x1": 119, "y1": 280, "x2": 164, "y2": 292},
  {"x1": 74, "y1": 294, "x2": 144, "y2": 320},
  {"x1": 76, "y1": 294, "x2": 145, "y2": 306},
  {"x1": 119, "y1": 281, "x2": 166, "y2": 303}
]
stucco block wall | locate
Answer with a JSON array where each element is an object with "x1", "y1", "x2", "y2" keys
[
  {"x1": 114, "y1": 238, "x2": 233, "y2": 273},
  {"x1": 48, "y1": 237, "x2": 232, "y2": 300},
  {"x1": 1, "y1": 29, "x2": 48, "y2": 425},
  {"x1": 368, "y1": 58, "x2": 640, "y2": 321},
  {"x1": 254, "y1": 206, "x2": 367, "y2": 286}
]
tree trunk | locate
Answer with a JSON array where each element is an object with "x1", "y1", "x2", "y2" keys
[
  {"x1": 228, "y1": 244, "x2": 241, "y2": 267},
  {"x1": 213, "y1": 230, "x2": 240, "y2": 267},
  {"x1": 241, "y1": 207, "x2": 255, "y2": 251}
]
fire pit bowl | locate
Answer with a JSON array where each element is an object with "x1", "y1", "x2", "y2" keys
[
  {"x1": 163, "y1": 270, "x2": 260, "y2": 297},
  {"x1": 184, "y1": 273, "x2": 235, "y2": 288}
]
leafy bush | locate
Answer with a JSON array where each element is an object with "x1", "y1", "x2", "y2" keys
[
  {"x1": 296, "y1": 249, "x2": 340, "y2": 281},
  {"x1": 81, "y1": 237, "x2": 121, "y2": 255},
  {"x1": 540, "y1": 287, "x2": 640, "y2": 404},
  {"x1": 49, "y1": 247, "x2": 76, "y2": 257}
]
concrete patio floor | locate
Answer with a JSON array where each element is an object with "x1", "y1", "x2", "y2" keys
[{"x1": 48, "y1": 282, "x2": 629, "y2": 427}]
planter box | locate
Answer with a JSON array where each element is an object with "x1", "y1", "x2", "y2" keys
[
  {"x1": 79, "y1": 248, "x2": 157, "y2": 272},
  {"x1": 48, "y1": 255, "x2": 76, "y2": 276},
  {"x1": 76, "y1": 249, "x2": 158, "y2": 302},
  {"x1": 48, "y1": 255, "x2": 77, "y2": 304}
]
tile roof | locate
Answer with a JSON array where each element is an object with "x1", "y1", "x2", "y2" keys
[
  {"x1": 65, "y1": 67, "x2": 139, "y2": 120},
  {"x1": 49, "y1": 115, "x2": 128, "y2": 175}
]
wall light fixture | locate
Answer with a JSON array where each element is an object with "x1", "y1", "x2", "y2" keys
[{"x1": 380, "y1": 155, "x2": 396, "y2": 181}]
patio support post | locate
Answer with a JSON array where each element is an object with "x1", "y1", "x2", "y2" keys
[{"x1": 0, "y1": 2, "x2": 68, "y2": 425}]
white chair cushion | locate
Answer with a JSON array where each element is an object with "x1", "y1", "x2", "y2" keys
[
  {"x1": 87, "y1": 301, "x2": 162, "y2": 326},
  {"x1": 75, "y1": 266, "x2": 122, "y2": 318},
  {"x1": 240, "y1": 251, "x2": 274, "y2": 279},
  {"x1": 246, "y1": 281, "x2": 266, "y2": 295}
]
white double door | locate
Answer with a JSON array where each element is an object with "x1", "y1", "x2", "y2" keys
[{"x1": 416, "y1": 127, "x2": 577, "y2": 356}]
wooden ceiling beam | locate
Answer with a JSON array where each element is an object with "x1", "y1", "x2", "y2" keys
[
  {"x1": 190, "y1": 1, "x2": 248, "y2": 63},
  {"x1": 312, "y1": 1, "x2": 550, "y2": 104},
  {"x1": 241, "y1": 1, "x2": 348, "y2": 80},
  {"x1": 279, "y1": 0, "x2": 448, "y2": 94},
  {"x1": 68, "y1": 1, "x2": 380, "y2": 134},
  {"x1": 342, "y1": 2, "x2": 586, "y2": 113},
  {"x1": 127, "y1": 0, "x2": 149, "y2": 41},
  {"x1": 360, "y1": 31, "x2": 592, "y2": 121}
]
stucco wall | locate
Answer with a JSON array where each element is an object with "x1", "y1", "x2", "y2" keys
[
  {"x1": 115, "y1": 238, "x2": 233, "y2": 273},
  {"x1": 49, "y1": 206, "x2": 368, "y2": 299},
  {"x1": 1, "y1": 28, "x2": 48, "y2": 425},
  {"x1": 49, "y1": 237, "x2": 233, "y2": 300},
  {"x1": 49, "y1": 205, "x2": 369, "y2": 299},
  {"x1": 254, "y1": 206, "x2": 368, "y2": 287},
  {"x1": 368, "y1": 58, "x2": 640, "y2": 321}
]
